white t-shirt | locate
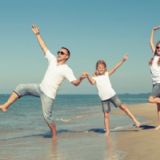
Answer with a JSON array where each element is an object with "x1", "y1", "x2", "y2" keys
[
  {"x1": 40, "y1": 50, "x2": 76, "y2": 99},
  {"x1": 92, "y1": 72, "x2": 116, "y2": 101},
  {"x1": 150, "y1": 55, "x2": 160, "y2": 84}
]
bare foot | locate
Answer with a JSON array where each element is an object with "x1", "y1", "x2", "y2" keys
[
  {"x1": 155, "y1": 125, "x2": 160, "y2": 130},
  {"x1": 104, "y1": 129, "x2": 110, "y2": 136},
  {"x1": 52, "y1": 136, "x2": 57, "y2": 142},
  {"x1": 134, "y1": 121, "x2": 141, "y2": 128},
  {"x1": 105, "y1": 132, "x2": 110, "y2": 137},
  {"x1": 0, "y1": 105, "x2": 8, "y2": 112}
]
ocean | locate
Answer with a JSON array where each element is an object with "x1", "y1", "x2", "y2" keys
[{"x1": 0, "y1": 94, "x2": 148, "y2": 160}]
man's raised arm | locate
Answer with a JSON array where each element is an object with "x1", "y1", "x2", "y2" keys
[{"x1": 32, "y1": 24, "x2": 48, "y2": 55}]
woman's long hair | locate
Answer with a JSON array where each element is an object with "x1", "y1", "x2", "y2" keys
[{"x1": 149, "y1": 41, "x2": 160, "y2": 65}]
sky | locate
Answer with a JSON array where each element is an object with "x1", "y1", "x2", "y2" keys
[{"x1": 0, "y1": 0, "x2": 160, "y2": 94}]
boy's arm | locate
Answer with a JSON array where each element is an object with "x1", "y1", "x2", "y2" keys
[
  {"x1": 108, "y1": 54, "x2": 128, "y2": 76},
  {"x1": 32, "y1": 24, "x2": 48, "y2": 55},
  {"x1": 83, "y1": 72, "x2": 96, "y2": 85}
]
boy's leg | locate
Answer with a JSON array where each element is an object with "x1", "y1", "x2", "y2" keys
[
  {"x1": 0, "y1": 84, "x2": 40, "y2": 112},
  {"x1": 119, "y1": 104, "x2": 140, "y2": 127},
  {"x1": 40, "y1": 93, "x2": 56, "y2": 141},
  {"x1": 104, "y1": 112, "x2": 110, "y2": 136},
  {"x1": 101, "y1": 100, "x2": 111, "y2": 136},
  {"x1": 110, "y1": 95, "x2": 140, "y2": 127}
]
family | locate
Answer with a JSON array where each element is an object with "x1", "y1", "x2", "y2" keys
[{"x1": 0, "y1": 24, "x2": 160, "y2": 140}]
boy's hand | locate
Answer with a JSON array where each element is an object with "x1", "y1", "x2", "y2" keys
[
  {"x1": 82, "y1": 72, "x2": 89, "y2": 78},
  {"x1": 122, "y1": 54, "x2": 128, "y2": 62}
]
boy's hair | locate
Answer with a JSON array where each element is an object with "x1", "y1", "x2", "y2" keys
[
  {"x1": 95, "y1": 60, "x2": 107, "y2": 75},
  {"x1": 149, "y1": 41, "x2": 160, "y2": 66},
  {"x1": 96, "y1": 60, "x2": 107, "y2": 69}
]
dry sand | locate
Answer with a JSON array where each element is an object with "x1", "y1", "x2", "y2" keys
[{"x1": 114, "y1": 103, "x2": 160, "y2": 160}]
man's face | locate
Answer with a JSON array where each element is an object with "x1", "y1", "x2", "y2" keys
[{"x1": 57, "y1": 48, "x2": 69, "y2": 62}]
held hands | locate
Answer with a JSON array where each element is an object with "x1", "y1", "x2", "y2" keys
[
  {"x1": 153, "y1": 26, "x2": 160, "y2": 31},
  {"x1": 79, "y1": 72, "x2": 89, "y2": 81},
  {"x1": 82, "y1": 72, "x2": 89, "y2": 78},
  {"x1": 32, "y1": 24, "x2": 40, "y2": 35}
]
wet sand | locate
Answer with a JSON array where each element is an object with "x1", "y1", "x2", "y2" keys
[{"x1": 0, "y1": 131, "x2": 123, "y2": 160}]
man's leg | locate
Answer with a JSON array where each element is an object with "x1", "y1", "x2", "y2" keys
[
  {"x1": 40, "y1": 93, "x2": 56, "y2": 141},
  {"x1": 0, "y1": 84, "x2": 40, "y2": 112},
  {"x1": 48, "y1": 122, "x2": 57, "y2": 140},
  {"x1": 0, "y1": 92, "x2": 19, "y2": 112}
]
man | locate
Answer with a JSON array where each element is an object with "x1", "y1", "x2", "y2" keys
[{"x1": 0, "y1": 24, "x2": 84, "y2": 140}]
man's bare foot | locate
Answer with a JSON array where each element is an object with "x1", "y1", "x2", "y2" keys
[{"x1": 0, "y1": 105, "x2": 8, "y2": 112}]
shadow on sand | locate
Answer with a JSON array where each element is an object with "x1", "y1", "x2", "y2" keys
[{"x1": 0, "y1": 124, "x2": 156, "y2": 140}]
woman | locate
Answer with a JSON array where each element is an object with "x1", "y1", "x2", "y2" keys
[{"x1": 148, "y1": 26, "x2": 160, "y2": 130}]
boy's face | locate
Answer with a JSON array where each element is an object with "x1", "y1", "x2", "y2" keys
[{"x1": 97, "y1": 64, "x2": 106, "y2": 75}]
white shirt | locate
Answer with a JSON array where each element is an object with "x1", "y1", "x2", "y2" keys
[
  {"x1": 150, "y1": 55, "x2": 160, "y2": 84},
  {"x1": 92, "y1": 72, "x2": 116, "y2": 100},
  {"x1": 40, "y1": 50, "x2": 76, "y2": 99}
]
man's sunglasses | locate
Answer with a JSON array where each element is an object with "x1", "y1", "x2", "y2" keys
[{"x1": 57, "y1": 51, "x2": 66, "y2": 55}]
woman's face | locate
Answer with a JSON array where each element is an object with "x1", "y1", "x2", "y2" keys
[
  {"x1": 156, "y1": 44, "x2": 160, "y2": 56},
  {"x1": 97, "y1": 63, "x2": 106, "y2": 75}
]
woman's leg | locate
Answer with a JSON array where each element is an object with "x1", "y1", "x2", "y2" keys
[
  {"x1": 155, "y1": 104, "x2": 160, "y2": 130},
  {"x1": 148, "y1": 96, "x2": 160, "y2": 104}
]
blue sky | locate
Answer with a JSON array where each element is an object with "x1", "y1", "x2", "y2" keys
[{"x1": 0, "y1": 0, "x2": 160, "y2": 94}]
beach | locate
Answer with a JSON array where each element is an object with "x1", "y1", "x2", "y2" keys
[
  {"x1": 0, "y1": 95, "x2": 159, "y2": 160},
  {"x1": 115, "y1": 103, "x2": 160, "y2": 160}
]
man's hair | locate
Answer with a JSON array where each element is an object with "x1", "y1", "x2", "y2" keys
[{"x1": 61, "y1": 47, "x2": 71, "y2": 58}]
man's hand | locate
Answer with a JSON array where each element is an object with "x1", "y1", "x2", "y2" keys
[{"x1": 32, "y1": 24, "x2": 40, "y2": 35}]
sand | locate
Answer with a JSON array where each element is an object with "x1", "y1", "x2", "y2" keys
[{"x1": 114, "y1": 103, "x2": 160, "y2": 160}]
